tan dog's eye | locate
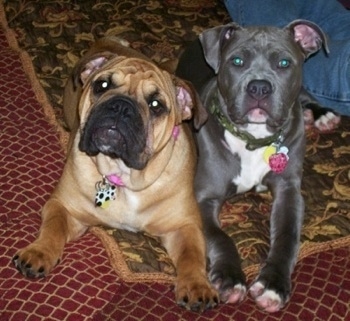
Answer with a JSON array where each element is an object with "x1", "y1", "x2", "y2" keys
[
  {"x1": 148, "y1": 99, "x2": 165, "y2": 116},
  {"x1": 149, "y1": 100, "x2": 160, "y2": 108},
  {"x1": 93, "y1": 78, "x2": 112, "y2": 95}
]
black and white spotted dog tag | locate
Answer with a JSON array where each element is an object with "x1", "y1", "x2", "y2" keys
[{"x1": 95, "y1": 177, "x2": 116, "y2": 209}]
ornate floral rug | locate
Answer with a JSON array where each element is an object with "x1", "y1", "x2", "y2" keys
[{"x1": 1, "y1": 0, "x2": 349, "y2": 285}]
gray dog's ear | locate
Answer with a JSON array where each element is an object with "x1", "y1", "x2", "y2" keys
[
  {"x1": 199, "y1": 22, "x2": 242, "y2": 73},
  {"x1": 286, "y1": 19, "x2": 329, "y2": 58},
  {"x1": 172, "y1": 77, "x2": 208, "y2": 129}
]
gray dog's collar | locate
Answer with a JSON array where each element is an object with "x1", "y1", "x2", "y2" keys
[{"x1": 209, "y1": 92, "x2": 284, "y2": 151}]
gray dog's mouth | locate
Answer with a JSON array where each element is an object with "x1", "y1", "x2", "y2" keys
[
  {"x1": 247, "y1": 107, "x2": 268, "y2": 123},
  {"x1": 232, "y1": 108, "x2": 286, "y2": 130}
]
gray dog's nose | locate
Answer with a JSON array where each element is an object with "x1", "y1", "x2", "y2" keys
[{"x1": 247, "y1": 80, "x2": 272, "y2": 100}]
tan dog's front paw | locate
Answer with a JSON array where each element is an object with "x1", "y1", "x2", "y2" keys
[
  {"x1": 13, "y1": 243, "x2": 61, "y2": 278},
  {"x1": 176, "y1": 277, "x2": 219, "y2": 312}
]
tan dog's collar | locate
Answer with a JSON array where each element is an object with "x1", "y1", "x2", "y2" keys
[{"x1": 106, "y1": 174, "x2": 125, "y2": 186}]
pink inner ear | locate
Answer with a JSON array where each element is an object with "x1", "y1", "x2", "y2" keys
[
  {"x1": 294, "y1": 24, "x2": 321, "y2": 52},
  {"x1": 80, "y1": 56, "x2": 108, "y2": 84},
  {"x1": 176, "y1": 87, "x2": 193, "y2": 120},
  {"x1": 224, "y1": 29, "x2": 231, "y2": 40}
]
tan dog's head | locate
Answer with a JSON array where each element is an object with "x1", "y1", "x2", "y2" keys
[{"x1": 72, "y1": 40, "x2": 207, "y2": 171}]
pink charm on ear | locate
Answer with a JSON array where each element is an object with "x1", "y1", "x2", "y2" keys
[
  {"x1": 172, "y1": 126, "x2": 180, "y2": 140},
  {"x1": 176, "y1": 86, "x2": 192, "y2": 120}
]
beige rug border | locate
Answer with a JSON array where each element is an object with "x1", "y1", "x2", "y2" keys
[
  {"x1": 1, "y1": 3, "x2": 349, "y2": 284},
  {"x1": 0, "y1": 4, "x2": 69, "y2": 150},
  {"x1": 92, "y1": 225, "x2": 350, "y2": 283}
]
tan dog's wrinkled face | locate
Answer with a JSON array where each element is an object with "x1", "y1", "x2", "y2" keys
[{"x1": 78, "y1": 56, "x2": 196, "y2": 170}]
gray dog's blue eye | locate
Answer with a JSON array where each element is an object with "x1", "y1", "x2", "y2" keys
[
  {"x1": 278, "y1": 59, "x2": 290, "y2": 68},
  {"x1": 232, "y1": 57, "x2": 244, "y2": 66}
]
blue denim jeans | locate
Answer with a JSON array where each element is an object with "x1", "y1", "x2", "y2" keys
[{"x1": 224, "y1": 0, "x2": 350, "y2": 115}]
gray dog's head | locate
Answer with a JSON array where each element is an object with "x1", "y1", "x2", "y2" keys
[{"x1": 200, "y1": 20, "x2": 328, "y2": 132}]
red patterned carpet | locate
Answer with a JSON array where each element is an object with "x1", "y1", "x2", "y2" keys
[{"x1": 0, "y1": 26, "x2": 349, "y2": 321}]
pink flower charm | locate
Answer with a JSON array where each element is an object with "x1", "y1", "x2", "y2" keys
[{"x1": 269, "y1": 152, "x2": 288, "y2": 173}]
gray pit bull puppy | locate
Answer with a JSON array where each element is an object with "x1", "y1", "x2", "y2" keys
[{"x1": 176, "y1": 20, "x2": 328, "y2": 312}]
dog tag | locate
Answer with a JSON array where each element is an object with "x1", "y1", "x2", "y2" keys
[
  {"x1": 269, "y1": 152, "x2": 288, "y2": 173},
  {"x1": 95, "y1": 178, "x2": 116, "y2": 209},
  {"x1": 267, "y1": 145, "x2": 289, "y2": 174},
  {"x1": 263, "y1": 145, "x2": 277, "y2": 163},
  {"x1": 263, "y1": 141, "x2": 289, "y2": 173}
]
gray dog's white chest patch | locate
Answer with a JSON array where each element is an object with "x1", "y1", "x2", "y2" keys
[{"x1": 224, "y1": 130, "x2": 270, "y2": 193}]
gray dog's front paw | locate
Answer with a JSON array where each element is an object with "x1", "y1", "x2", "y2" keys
[
  {"x1": 250, "y1": 281, "x2": 286, "y2": 312},
  {"x1": 209, "y1": 265, "x2": 247, "y2": 304},
  {"x1": 314, "y1": 111, "x2": 341, "y2": 132},
  {"x1": 303, "y1": 105, "x2": 341, "y2": 132},
  {"x1": 249, "y1": 272, "x2": 291, "y2": 313}
]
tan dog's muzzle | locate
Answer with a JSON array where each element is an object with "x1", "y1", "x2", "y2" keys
[{"x1": 79, "y1": 94, "x2": 149, "y2": 170}]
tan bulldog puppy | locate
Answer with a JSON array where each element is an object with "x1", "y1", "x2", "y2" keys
[{"x1": 13, "y1": 37, "x2": 217, "y2": 312}]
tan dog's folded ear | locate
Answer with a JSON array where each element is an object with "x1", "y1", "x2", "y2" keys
[
  {"x1": 71, "y1": 36, "x2": 159, "y2": 90},
  {"x1": 71, "y1": 37, "x2": 131, "y2": 89},
  {"x1": 173, "y1": 77, "x2": 208, "y2": 130},
  {"x1": 64, "y1": 51, "x2": 116, "y2": 132},
  {"x1": 158, "y1": 58, "x2": 179, "y2": 74},
  {"x1": 72, "y1": 52, "x2": 115, "y2": 89}
]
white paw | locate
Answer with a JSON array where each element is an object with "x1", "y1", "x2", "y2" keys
[
  {"x1": 314, "y1": 112, "x2": 341, "y2": 132},
  {"x1": 303, "y1": 108, "x2": 314, "y2": 130},
  {"x1": 249, "y1": 281, "x2": 284, "y2": 313},
  {"x1": 215, "y1": 283, "x2": 247, "y2": 304}
]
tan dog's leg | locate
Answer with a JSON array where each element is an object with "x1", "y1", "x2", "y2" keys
[
  {"x1": 162, "y1": 224, "x2": 218, "y2": 312},
  {"x1": 13, "y1": 199, "x2": 87, "y2": 278}
]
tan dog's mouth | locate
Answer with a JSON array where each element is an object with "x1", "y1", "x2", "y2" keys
[{"x1": 92, "y1": 126, "x2": 125, "y2": 152}]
